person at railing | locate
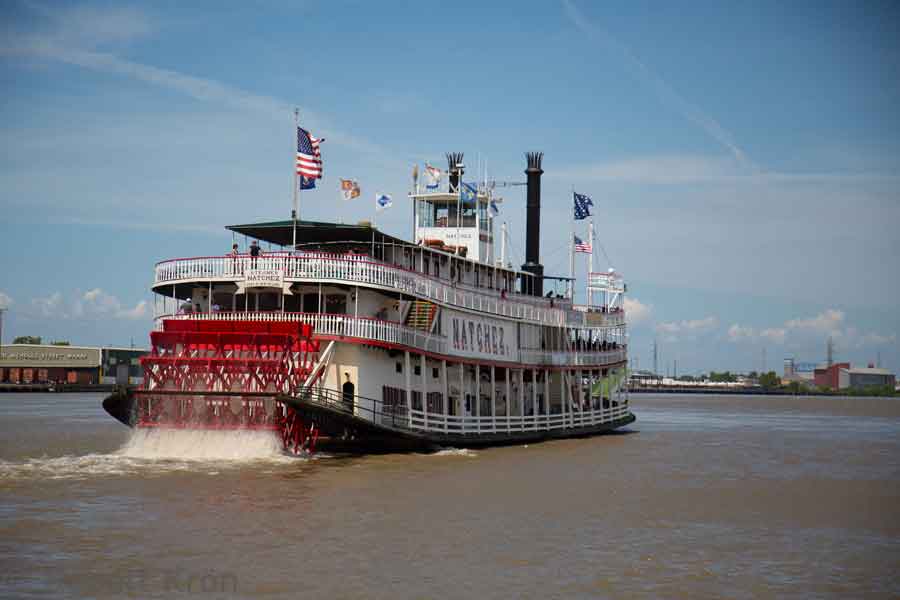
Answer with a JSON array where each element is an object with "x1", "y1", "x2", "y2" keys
[
  {"x1": 250, "y1": 240, "x2": 261, "y2": 267},
  {"x1": 229, "y1": 243, "x2": 242, "y2": 276},
  {"x1": 342, "y1": 373, "x2": 354, "y2": 410}
]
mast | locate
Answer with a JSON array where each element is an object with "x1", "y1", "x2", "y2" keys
[
  {"x1": 569, "y1": 185, "x2": 575, "y2": 300},
  {"x1": 500, "y1": 221, "x2": 507, "y2": 267},
  {"x1": 587, "y1": 219, "x2": 594, "y2": 306},
  {"x1": 292, "y1": 107, "x2": 299, "y2": 250},
  {"x1": 568, "y1": 230, "x2": 575, "y2": 300}
]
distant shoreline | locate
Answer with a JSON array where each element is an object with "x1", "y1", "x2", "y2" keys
[
  {"x1": 629, "y1": 387, "x2": 898, "y2": 398},
  {"x1": 0, "y1": 383, "x2": 115, "y2": 394}
]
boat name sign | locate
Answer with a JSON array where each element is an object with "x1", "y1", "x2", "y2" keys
[
  {"x1": 237, "y1": 269, "x2": 292, "y2": 294},
  {"x1": 448, "y1": 309, "x2": 518, "y2": 361}
]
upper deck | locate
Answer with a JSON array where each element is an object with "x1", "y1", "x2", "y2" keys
[{"x1": 153, "y1": 251, "x2": 625, "y2": 330}]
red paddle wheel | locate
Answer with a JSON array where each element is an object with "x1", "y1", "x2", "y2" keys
[{"x1": 136, "y1": 318, "x2": 322, "y2": 454}]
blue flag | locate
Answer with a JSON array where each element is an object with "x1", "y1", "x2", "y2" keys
[
  {"x1": 375, "y1": 193, "x2": 393, "y2": 211},
  {"x1": 300, "y1": 176, "x2": 316, "y2": 190},
  {"x1": 461, "y1": 182, "x2": 477, "y2": 205},
  {"x1": 574, "y1": 192, "x2": 593, "y2": 220}
]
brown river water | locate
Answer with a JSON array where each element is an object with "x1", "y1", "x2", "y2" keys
[{"x1": 1, "y1": 392, "x2": 899, "y2": 599}]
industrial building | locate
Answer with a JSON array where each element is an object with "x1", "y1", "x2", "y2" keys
[
  {"x1": 784, "y1": 356, "x2": 896, "y2": 391},
  {"x1": 838, "y1": 367, "x2": 896, "y2": 391},
  {"x1": 813, "y1": 362, "x2": 850, "y2": 390},
  {"x1": 0, "y1": 344, "x2": 147, "y2": 385}
]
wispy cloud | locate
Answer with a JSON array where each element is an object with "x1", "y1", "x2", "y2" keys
[
  {"x1": 728, "y1": 309, "x2": 894, "y2": 349},
  {"x1": 727, "y1": 324, "x2": 786, "y2": 344},
  {"x1": 561, "y1": 0, "x2": 754, "y2": 168},
  {"x1": 549, "y1": 154, "x2": 900, "y2": 185},
  {"x1": 2, "y1": 3, "x2": 391, "y2": 159},
  {"x1": 29, "y1": 289, "x2": 147, "y2": 321},
  {"x1": 656, "y1": 316, "x2": 718, "y2": 342}
]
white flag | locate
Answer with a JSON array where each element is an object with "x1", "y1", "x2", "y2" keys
[{"x1": 425, "y1": 163, "x2": 442, "y2": 190}]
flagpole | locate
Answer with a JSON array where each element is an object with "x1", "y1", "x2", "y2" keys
[
  {"x1": 570, "y1": 187, "x2": 575, "y2": 300},
  {"x1": 292, "y1": 107, "x2": 299, "y2": 251},
  {"x1": 588, "y1": 218, "x2": 594, "y2": 306}
]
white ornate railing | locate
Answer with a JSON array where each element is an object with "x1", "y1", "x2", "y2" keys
[
  {"x1": 152, "y1": 254, "x2": 581, "y2": 327},
  {"x1": 568, "y1": 306, "x2": 626, "y2": 327},
  {"x1": 407, "y1": 401, "x2": 631, "y2": 434},
  {"x1": 520, "y1": 348, "x2": 627, "y2": 367},
  {"x1": 299, "y1": 385, "x2": 631, "y2": 436}
]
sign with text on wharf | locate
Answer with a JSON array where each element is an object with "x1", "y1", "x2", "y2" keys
[
  {"x1": 446, "y1": 309, "x2": 519, "y2": 362},
  {"x1": 0, "y1": 346, "x2": 101, "y2": 368}
]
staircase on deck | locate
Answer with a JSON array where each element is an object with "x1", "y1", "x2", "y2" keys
[{"x1": 404, "y1": 300, "x2": 437, "y2": 332}]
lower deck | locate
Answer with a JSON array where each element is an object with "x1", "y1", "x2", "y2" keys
[
  {"x1": 286, "y1": 387, "x2": 635, "y2": 449},
  {"x1": 315, "y1": 340, "x2": 630, "y2": 438}
]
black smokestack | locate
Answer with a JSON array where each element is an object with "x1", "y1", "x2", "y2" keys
[
  {"x1": 521, "y1": 152, "x2": 544, "y2": 296},
  {"x1": 446, "y1": 152, "x2": 464, "y2": 192}
]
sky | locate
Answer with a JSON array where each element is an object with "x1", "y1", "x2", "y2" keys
[{"x1": 1, "y1": 0, "x2": 899, "y2": 375}]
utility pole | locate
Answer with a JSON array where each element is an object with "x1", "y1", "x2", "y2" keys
[
  {"x1": 674, "y1": 359, "x2": 677, "y2": 379},
  {"x1": 0, "y1": 307, "x2": 6, "y2": 357},
  {"x1": 653, "y1": 337, "x2": 658, "y2": 377},
  {"x1": 762, "y1": 347, "x2": 767, "y2": 374}
]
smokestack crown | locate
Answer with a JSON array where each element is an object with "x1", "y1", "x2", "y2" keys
[{"x1": 446, "y1": 152, "x2": 464, "y2": 192}]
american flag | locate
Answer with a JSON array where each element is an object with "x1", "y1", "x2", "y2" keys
[
  {"x1": 574, "y1": 235, "x2": 592, "y2": 253},
  {"x1": 296, "y1": 127, "x2": 324, "y2": 179}
]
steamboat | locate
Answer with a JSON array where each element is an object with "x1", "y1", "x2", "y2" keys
[{"x1": 103, "y1": 151, "x2": 634, "y2": 453}]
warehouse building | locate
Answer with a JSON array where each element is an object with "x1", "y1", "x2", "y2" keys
[
  {"x1": 838, "y1": 367, "x2": 896, "y2": 391},
  {"x1": 0, "y1": 344, "x2": 147, "y2": 385}
]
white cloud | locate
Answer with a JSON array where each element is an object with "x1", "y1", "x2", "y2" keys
[
  {"x1": 624, "y1": 297, "x2": 652, "y2": 326},
  {"x1": 656, "y1": 316, "x2": 719, "y2": 342},
  {"x1": 31, "y1": 292, "x2": 65, "y2": 318},
  {"x1": 727, "y1": 324, "x2": 755, "y2": 342},
  {"x1": 657, "y1": 316, "x2": 718, "y2": 334},
  {"x1": 760, "y1": 328, "x2": 787, "y2": 344},
  {"x1": 786, "y1": 309, "x2": 845, "y2": 334},
  {"x1": 728, "y1": 324, "x2": 787, "y2": 344},
  {"x1": 727, "y1": 309, "x2": 893, "y2": 350},
  {"x1": 0, "y1": 291, "x2": 13, "y2": 310},
  {"x1": 860, "y1": 332, "x2": 897, "y2": 346},
  {"x1": 29, "y1": 289, "x2": 147, "y2": 321},
  {"x1": 76, "y1": 288, "x2": 147, "y2": 320}
]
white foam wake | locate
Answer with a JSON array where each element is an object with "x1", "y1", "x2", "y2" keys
[
  {"x1": 0, "y1": 429, "x2": 298, "y2": 481},
  {"x1": 119, "y1": 428, "x2": 285, "y2": 461},
  {"x1": 431, "y1": 448, "x2": 478, "y2": 457}
]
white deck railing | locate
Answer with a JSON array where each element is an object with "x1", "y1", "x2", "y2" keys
[
  {"x1": 407, "y1": 402, "x2": 631, "y2": 434},
  {"x1": 520, "y1": 348, "x2": 627, "y2": 367},
  {"x1": 568, "y1": 306, "x2": 626, "y2": 327},
  {"x1": 153, "y1": 254, "x2": 582, "y2": 327}
]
